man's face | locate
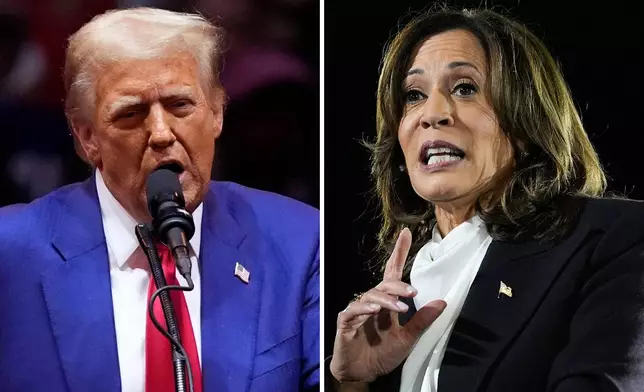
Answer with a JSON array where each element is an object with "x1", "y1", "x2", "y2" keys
[{"x1": 76, "y1": 52, "x2": 223, "y2": 221}]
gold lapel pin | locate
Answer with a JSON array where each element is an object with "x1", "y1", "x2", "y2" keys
[{"x1": 498, "y1": 281, "x2": 513, "y2": 298}]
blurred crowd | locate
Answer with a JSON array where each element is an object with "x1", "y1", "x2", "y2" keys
[{"x1": 0, "y1": 0, "x2": 319, "y2": 207}]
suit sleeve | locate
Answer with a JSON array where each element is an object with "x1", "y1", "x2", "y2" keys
[
  {"x1": 547, "y1": 206, "x2": 644, "y2": 391},
  {"x1": 301, "y1": 239, "x2": 320, "y2": 390}
]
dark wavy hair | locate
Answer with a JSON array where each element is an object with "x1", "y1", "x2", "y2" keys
[{"x1": 369, "y1": 6, "x2": 607, "y2": 275}]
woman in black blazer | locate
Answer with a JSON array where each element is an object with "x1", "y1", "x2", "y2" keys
[{"x1": 327, "y1": 6, "x2": 644, "y2": 392}]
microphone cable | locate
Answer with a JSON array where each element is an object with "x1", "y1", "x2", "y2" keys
[
  {"x1": 148, "y1": 284, "x2": 195, "y2": 392},
  {"x1": 136, "y1": 223, "x2": 195, "y2": 392}
]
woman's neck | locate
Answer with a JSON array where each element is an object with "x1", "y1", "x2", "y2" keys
[{"x1": 434, "y1": 204, "x2": 477, "y2": 237}]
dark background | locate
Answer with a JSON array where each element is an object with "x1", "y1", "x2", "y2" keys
[
  {"x1": 0, "y1": 0, "x2": 319, "y2": 208},
  {"x1": 324, "y1": 0, "x2": 644, "y2": 356}
]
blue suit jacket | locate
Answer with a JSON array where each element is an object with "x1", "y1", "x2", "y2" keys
[{"x1": 0, "y1": 176, "x2": 320, "y2": 391}]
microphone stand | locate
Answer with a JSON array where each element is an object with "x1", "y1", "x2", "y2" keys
[{"x1": 135, "y1": 223, "x2": 190, "y2": 392}]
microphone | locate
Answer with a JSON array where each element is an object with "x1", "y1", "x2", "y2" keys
[{"x1": 146, "y1": 166, "x2": 195, "y2": 285}]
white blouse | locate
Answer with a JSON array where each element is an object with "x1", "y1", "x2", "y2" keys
[{"x1": 400, "y1": 215, "x2": 493, "y2": 392}]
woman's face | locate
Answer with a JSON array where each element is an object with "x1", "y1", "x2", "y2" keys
[{"x1": 397, "y1": 29, "x2": 513, "y2": 210}]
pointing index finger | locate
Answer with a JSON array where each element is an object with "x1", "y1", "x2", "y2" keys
[{"x1": 383, "y1": 228, "x2": 412, "y2": 281}]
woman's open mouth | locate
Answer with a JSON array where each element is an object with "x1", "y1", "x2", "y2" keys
[{"x1": 419, "y1": 140, "x2": 465, "y2": 171}]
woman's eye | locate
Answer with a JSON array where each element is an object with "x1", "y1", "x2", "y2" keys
[
  {"x1": 453, "y1": 82, "x2": 477, "y2": 97},
  {"x1": 404, "y1": 89, "x2": 426, "y2": 104}
]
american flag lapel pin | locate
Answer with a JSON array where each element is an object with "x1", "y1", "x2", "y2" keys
[
  {"x1": 234, "y1": 262, "x2": 250, "y2": 284},
  {"x1": 498, "y1": 281, "x2": 513, "y2": 298}
]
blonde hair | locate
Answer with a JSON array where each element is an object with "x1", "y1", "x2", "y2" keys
[{"x1": 64, "y1": 7, "x2": 225, "y2": 124}]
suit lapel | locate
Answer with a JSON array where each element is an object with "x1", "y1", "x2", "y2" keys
[
  {"x1": 199, "y1": 186, "x2": 263, "y2": 391},
  {"x1": 437, "y1": 232, "x2": 585, "y2": 392},
  {"x1": 44, "y1": 176, "x2": 121, "y2": 392}
]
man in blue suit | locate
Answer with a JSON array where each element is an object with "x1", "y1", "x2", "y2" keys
[{"x1": 0, "y1": 7, "x2": 319, "y2": 392}]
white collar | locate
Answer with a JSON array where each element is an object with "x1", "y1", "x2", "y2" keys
[
  {"x1": 95, "y1": 169, "x2": 203, "y2": 269},
  {"x1": 402, "y1": 215, "x2": 492, "y2": 392}
]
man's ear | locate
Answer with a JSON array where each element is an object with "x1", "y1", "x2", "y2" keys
[
  {"x1": 209, "y1": 88, "x2": 226, "y2": 139},
  {"x1": 68, "y1": 116, "x2": 101, "y2": 167}
]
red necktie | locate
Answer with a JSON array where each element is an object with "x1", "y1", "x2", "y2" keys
[{"x1": 145, "y1": 244, "x2": 203, "y2": 392}]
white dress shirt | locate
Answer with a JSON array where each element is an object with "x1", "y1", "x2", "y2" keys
[
  {"x1": 400, "y1": 216, "x2": 493, "y2": 392},
  {"x1": 95, "y1": 169, "x2": 203, "y2": 392}
]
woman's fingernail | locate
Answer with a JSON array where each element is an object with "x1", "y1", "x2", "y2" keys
[
  {"x1": 369, "y1": 303, "x2": 381, "y2": 311},
  {"x1": 396, "y1": 301, "x2": 409, "y2": 311},
  {"x1": 407, "y1": 285, "x2": 417, "y2": 294}
]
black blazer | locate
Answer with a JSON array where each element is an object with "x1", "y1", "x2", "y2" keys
[{"x1": 334, "y1": 197, "x2": 644, "y2": 391}]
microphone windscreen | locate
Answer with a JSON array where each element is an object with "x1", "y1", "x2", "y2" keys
[{"x1": 146, "y1": 167, "x2": 182, "y2": 215}]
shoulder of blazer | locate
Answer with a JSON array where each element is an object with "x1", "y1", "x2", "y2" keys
[
  {"x1": 574, "y1": 197, "x2": 644, "y2": 270},
  {"x1": 207, "y1": 181, "x2": 318, "y2": 229},
  {"x1": 206, "y1": 181, "x2": 319, "y2": 253},
  {"x1": 575, "y1": 196, "x2": 644, "y2": 252},
  {"x1": 0, "y1": 180, "x2": 91, "y2": 249},
  {"x1": 580, "y1": 196, "x2": 644, "y2": 229},
  {"x1": 203, "y1": 181, "x2": 319, "y2": 281}
]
